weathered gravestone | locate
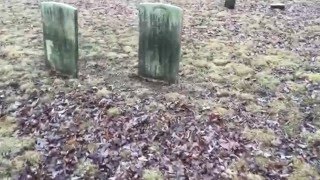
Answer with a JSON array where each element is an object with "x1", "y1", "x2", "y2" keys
[
  {"x1": 225, "y1": 0, "x2": 236, "y2": 9},
  {"x1": 138, "y1": 3, "x2": 183, "y2": 84},
  {"x1": 41, "y1": 2, "x2": 78, "y2": 78}
]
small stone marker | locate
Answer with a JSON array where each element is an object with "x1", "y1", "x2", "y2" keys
[
  {"x1": 138, "y1": 3, "x2": 183, "y2": 83},
  {"x1": 270, "y1": 3, "x2": 285, "y2": 10},
  {"x1": 41, "y1": 2, "x2": 78, "y2": 78},
  {"x1": 225, "y1": 0, "x2": 236, "y2": 9}
]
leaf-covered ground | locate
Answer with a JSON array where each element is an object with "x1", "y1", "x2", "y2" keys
[{"x1": 0, "y1": 0, "x2": 320, "y2": 179}]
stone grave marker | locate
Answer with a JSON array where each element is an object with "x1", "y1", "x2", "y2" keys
[
  {"x1": 41, "y1": 2, "x2": 78, "y2": 78},
  {"x1": 138, "y1": 3, "x2": 183, "y2": 84}
]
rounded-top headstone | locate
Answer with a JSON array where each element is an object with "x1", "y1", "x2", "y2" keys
[
  {"x1": 138, "y1": 3, "x2": 183, "y2": 84},
  {"x1": 41, "y1": 2, "x2": 78, "y2": 78}
]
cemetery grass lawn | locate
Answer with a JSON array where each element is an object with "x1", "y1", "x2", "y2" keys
[{"x1": 1, "y1": 0, "x2": 320, "y2": 179}]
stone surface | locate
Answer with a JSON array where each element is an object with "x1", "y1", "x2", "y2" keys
[
  {"x1": 138, "y1": 3, "x2": 183, "y2": 83},
  {"x1": 41, "y1": 2, "x2": 78, "y2": 78},
  {"x1": 225, "y1": 0, "x2": 236, "y2": 9}
]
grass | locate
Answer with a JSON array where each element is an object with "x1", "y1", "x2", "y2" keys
[
  {"x1": 286, "y1": 81, "x2": 306, "y2": 95},
  {"x1": 11, "y1": 150, "x2": 42, "y2": 172},
  {"x1": 0, "y1": 115, "x2": 38, "y2": 177},
  {"x1": 0, "y1": 116, "x2": 16, "y2": 136},
  {"x1": 107, "y1": 107, "x2": 121, "y2": 117},
  {"x1": 288, "y1": 158, "x2": 320, "y2": 180},
  {"x1": 142, "y1": 169, "x2": 163, "y2": 180},
  {"x1": 213, "y1": 106, "x2": 233, "y2": 116},
  {"x1": 226, "y1": 159, "x2": 264, "y2": 180},
  {"x1": 243, "y1": 128, "x2": 277, "y2": 146},
  {"x1": 1, "y1": 45, "x2": 23, "y2": 60},
  {"x1": 256, "y1": 72, "x2": 281, "y2": 91},
  {"x1": 145, "y1": 101, "x2": 166, "y2": 112},
  {"x1": 164, "y1": 92, "x2": 187, "y2": 102},
  {"x1": 303, "y1": 130, "x2": 320, "y2": 147},
  {"x1": 0, "y1": 137, "x2": 34, "y2": 156},
  {"x1": 74, "y1": 160, "x2": 99, "y2": 178},
  {"x1": 96, "y1": 87, "x2": 112, "y2": 98},
  {"x1": 212, "y1": 59, "x2": 230, "y2": 66},
  {"x1": 226, "y1": 63, "x2": 254, "y2": 76},
  {"x1": 303, "y1": 73, "x2": 320, "y2": 83}
]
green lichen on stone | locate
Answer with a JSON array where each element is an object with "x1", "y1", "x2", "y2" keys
[
  {"x1": 41, "y1": 2, "x2": 78, "y2": 78},
  {"x1": 225, "y1": 0, "x2": 236, "y2": 9},
  {"x1": 138, "y1": 3, "x2": 183, "y2": 83}
]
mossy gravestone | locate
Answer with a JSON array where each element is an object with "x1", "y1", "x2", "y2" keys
[
  {"x1": 138, "y1": 3, "x2": 183, "y2": 83},
  {"x1": 41, "y1": 2, "x2": 78, "y2": 78},
  {"x1": 225, "y1": 0, "x2": 236, "y2": 9}
]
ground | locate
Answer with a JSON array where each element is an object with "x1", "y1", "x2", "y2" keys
[{"x1": 0, "y1": 0, "x2": 319, "y2": 179}]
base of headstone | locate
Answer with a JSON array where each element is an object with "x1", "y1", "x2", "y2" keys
[
  {"x1": 225, "y1": 0, "x2": 236, "y2": 9},
  {"x1": 270, "y1": 3, "x2": 285, "y2": 10}
]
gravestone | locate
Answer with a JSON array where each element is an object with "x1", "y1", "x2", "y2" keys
[
  {"x1": 138, "y1": 3, "x2": 183, "y2": 84},
  {"x1": 225, "y1": 0, "x2": 236, "y2": 9},
  {"x1": 41, "y1": 2, "x2": 78, "y2": 78}
]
